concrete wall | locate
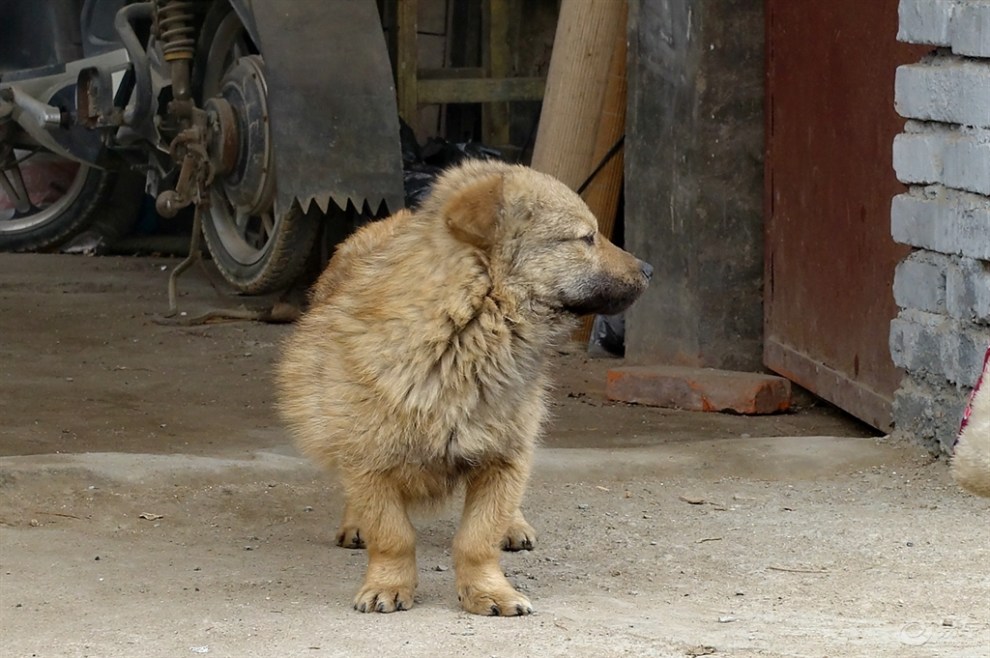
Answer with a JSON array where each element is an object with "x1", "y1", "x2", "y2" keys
[
  {"x1": 624, "y1": 0, "x2": 765, "y2": 371},
  {"x1": 891, "y1": 0, "x2": 990, "y2": 453}
]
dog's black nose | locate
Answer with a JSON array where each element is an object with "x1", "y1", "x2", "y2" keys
[{"x1": 639, "y1": 261, "x2": 654, "y2": 281}]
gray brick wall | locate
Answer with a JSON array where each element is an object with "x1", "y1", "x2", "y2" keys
[
  {"x1": 892, "y1": 0, "x2": 990, "y2": 454},
  {"x1": 893, "y1": 122, "x2": 990, "y2": 196},
  {"x1": 895, "y1": 58, "x2": 990, "y2": 127},
  {"x1": 899, "y1": 0, "x2": 990, "y2": 57}
]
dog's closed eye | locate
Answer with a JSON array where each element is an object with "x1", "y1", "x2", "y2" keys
[{"x1": 579, "y1": 233, "x2": 596, "y2": 246}]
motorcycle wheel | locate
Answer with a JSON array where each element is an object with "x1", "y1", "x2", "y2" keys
[
  {"x1": 0, "y1": 152, "x2": 113, "y2": 252},
  {"x1": 194, "y1": 0, "x2": 320, "y2": 294}
]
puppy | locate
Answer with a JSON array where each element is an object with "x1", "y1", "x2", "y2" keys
[{"x1": 277, "y1": 160, "x2": 651, "y2": 615}]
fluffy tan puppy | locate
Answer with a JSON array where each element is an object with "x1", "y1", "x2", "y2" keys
[{"x1": 277, "y1": 160, "x2": 651, "y2": 615}]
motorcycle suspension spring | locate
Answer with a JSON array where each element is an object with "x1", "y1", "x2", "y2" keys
[{"x1": 157, "y1": 0, "x2": 198, "y2": 61}]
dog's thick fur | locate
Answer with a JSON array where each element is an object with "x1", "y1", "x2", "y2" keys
[
  {"x1": 277, "y1": 160, "x2": 650, "y2": 615},
  {"x1": 952, "y1": 351, "x2": 990, "y2": 497}
]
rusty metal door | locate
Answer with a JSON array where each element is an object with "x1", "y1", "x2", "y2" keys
[{"x1": 764, "y1": 1, "x2": 927, "y2": 430}]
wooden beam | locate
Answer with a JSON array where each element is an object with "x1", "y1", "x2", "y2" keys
[
  {"x1": 530, "y1": 0, "x2": 626, "y2": 190},
  {"x1": 418, "y1": 67, "x2": 487, "y2": 80},
  {"x1": 583, "y1": 24, "x2": 627, "y2": 241},
  {"x1": 576, "y1": 23, "x2": 627, "y2": 342},
  {"x1": 483, "y1": 0, "x2": 512, "y2": 146},
  {"x1": 417, "y1": 77, "x2": 546, "y2": 104},
  {"x1": 396, "y1": 0, "x2": 418, "y2": 124},
  {"x1": 530, "y1": 0, "x2": 627, "y2": 343}
]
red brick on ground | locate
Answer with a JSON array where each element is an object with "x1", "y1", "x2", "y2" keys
[{"x1": 606, "y1": 365, "x2": 792, "y2": 415}]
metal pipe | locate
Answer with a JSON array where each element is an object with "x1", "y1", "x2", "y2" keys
[
  {"x1": 113, "y1": 2, "x2": 154, "y2": 129},
  {"x1": 170, "y1": 61, "x2": 191, "y2": 102},
  {"x1": 5, "y1": 86, "x2": 63, "y2": 128}
]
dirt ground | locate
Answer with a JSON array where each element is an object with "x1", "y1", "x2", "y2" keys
[{"x1": 1, "y1": 253, "x2": 988, "y2": 658}]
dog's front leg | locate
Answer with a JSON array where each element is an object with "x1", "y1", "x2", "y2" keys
[
  {"x1": 347, "y1": 476, "x2": 417, "y2": 612},
  {"x1": 454, "y1": 460, "x2": 534, "y2": 616}
]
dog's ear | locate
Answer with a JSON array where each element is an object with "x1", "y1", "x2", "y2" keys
[{"x1": 443, "y1": 173, "x2": 504, "y2": 250}]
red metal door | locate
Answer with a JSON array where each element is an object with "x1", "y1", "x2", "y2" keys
[{"x1": 764, "y1": 1, "x2": 928, "y2": 430}]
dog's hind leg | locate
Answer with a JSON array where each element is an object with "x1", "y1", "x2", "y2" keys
[
  {"x1": 348, "y1": 476, "x2": 418, "y2": 613},
  {"x1": 501, "y1": 508, "x2": 536, "y2": 551},
  {"x1": 335, "y1": 500, "x2": 366, "y2": 549},
  {"x1": 454, "y1": 461, "x2": 534, "y2": 616}
]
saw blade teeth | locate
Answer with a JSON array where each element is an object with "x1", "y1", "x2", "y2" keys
[
  {"x1": 313, "y1": 193, "x2": 332, "y2": 214},
  {"x1": 330, "y1": 193, "x2": 350, "y2": 213}
]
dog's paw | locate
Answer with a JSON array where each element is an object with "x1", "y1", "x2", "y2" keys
[
  {"x1": 501, "y1": 518, "x2": 536, "y2": 552},
  {"x1": 335, "y1": 526, "x2": 366, "y2": 549},
  {"x1": 353, "y1": 583, "x2": 415, "y2": 613},
  {"x1": 458, "y1": 583, "x2": 533, "y2": 617}
]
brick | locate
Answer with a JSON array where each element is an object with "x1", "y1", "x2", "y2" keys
[
  {"x1": 605, "y1": 366, "x2": 791, "y2": 415},
  {"x1": 892, "y1": 374, "x2": 968, "y2": 454},
  {"x1": 946, "y1": 257, "x2": 990, "y2": 322},
  {"x1": 894, "y1": 58, "x2": 990, "y2": 128},
  {"x1": 891, "y1": 186, "x2": 990, "y2": 260},
  {"x1": 898, "y1": 0, "x2": 956, "y2": 45},
  {"x1": 890, "y1": 309, "x2": 990, "y2": 385},
  {"x1": 899, "y1": 0, "x2": 990, "y2": 57},
  {"x1": 950, "y1": 1, "x2": 990, "y2": 57},
  {"x1": 943, "y1": 130, "x2": 990, "y2": 196},
  {"x1": 893, "y1": 251, "x2": 948, "y2": 313},
  {"x1": 892, "y1": 131, "x2": 940, "y2": 187},
  {"x1": 890, "y1": 309, "x2": 944, "y2": 374},
  {"x1": 893, "y1": 124, "x2": 990, "y2": 195},
  {"x1": 941, "y1": 322, "x2": 990, "y2": 385}
]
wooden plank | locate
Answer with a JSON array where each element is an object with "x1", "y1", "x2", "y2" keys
[
  {"x1": 419, "y1": 67, "x2": 487, "y2": 80},
  {"x1": 417, "y1": 77, "x2": 546, "y2": 103}
]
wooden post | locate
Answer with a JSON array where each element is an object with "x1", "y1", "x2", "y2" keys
[
  {"x1": 530, "y1": 0, "x2": 626, "y2": 190},
  {"x1": 582, "y1": 24, "x2": 626, "y2": 242},
  {"x1": 482, "y1": 0, "x2": 512, "y2": 148},
  {"x1": 531, "y1": 0, "x2": 627, "y2": 344},
  {"x1": 396, "y1": 0, "x2": 419, "y2": 126}
]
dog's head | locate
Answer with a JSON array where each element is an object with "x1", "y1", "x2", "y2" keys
[{"x1": 439, "y1": 161, "x2": 652, "y2": 317}]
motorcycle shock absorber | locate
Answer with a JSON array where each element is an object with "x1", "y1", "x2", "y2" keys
[
  {"x1": 152, "y1": 0, "x2": 214, "y2": 217},
  {"x1": 156, "y1": 0, "x2": 198, "y2": 102}
]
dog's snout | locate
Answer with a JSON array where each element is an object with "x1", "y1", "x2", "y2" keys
[{"x1": 639, "y1": 260, "x2": 654, "y2": 281}]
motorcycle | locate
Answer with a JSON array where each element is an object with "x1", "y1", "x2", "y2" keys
[{"x1": 0, "y1": 0, "x2": 405, "y2": 294}]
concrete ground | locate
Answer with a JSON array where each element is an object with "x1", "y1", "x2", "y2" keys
[{"x1": 0, "y1": 253, "x2": 988, "y2": 658}]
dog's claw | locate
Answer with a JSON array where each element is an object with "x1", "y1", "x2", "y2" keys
[
  {"x1": 336, "y1": 528, "x2": 365, "y2": 549},
  {"x1": 355, "y1": 585, "x2": 414, "y2": 613}
]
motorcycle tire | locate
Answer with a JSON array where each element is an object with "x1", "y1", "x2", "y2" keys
[
  {"x1": 0, "y1": 156, "x2": 113, "y2": 252},
  {"x1": 193, "y1": 0, "x2": 320, "y2": 295},
  {"x1": 200, "y1": 200, "x2": 321, "y2": 295}
]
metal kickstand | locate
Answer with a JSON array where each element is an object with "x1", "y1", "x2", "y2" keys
[
  {"x1": 159, "y1": 203, "x2": 301, "y2": 326},
  {"x1": 164, "y1": 202, "x2": 205, "y2": 318}
]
